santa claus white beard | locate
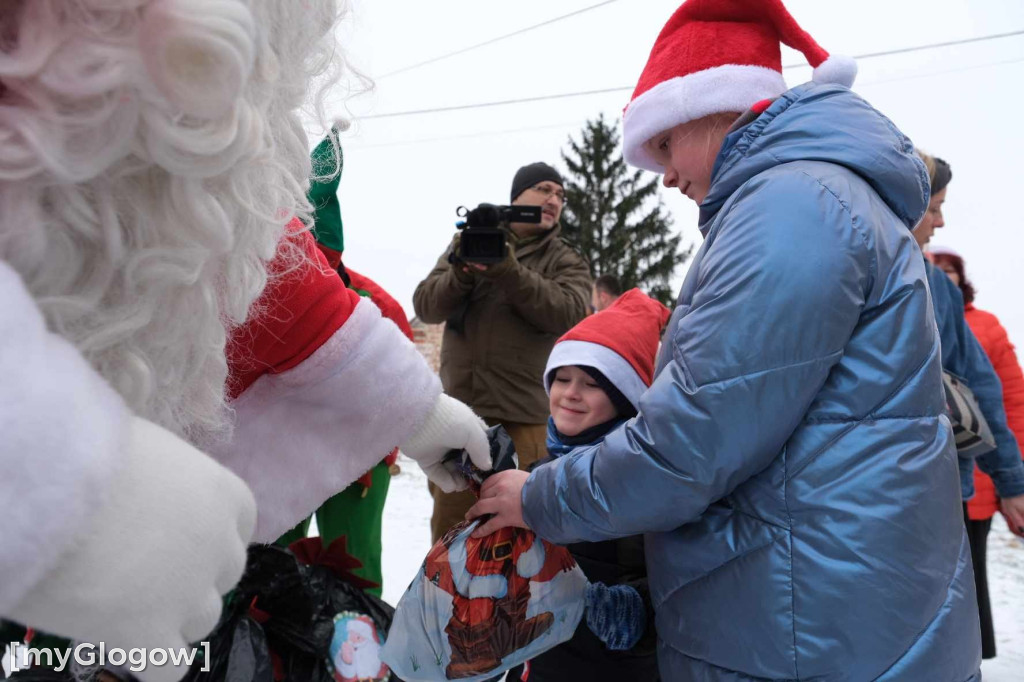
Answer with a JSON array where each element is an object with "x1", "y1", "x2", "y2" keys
[
  {"x1": 1, "y1": 172, "x2": 288, "y2": 444},
  {"x1": 0, "y1": 0, "x2": 348, "y2": 444},
  {"x1": 339, "y1": 639, "x2": 383, "y2": 679}
]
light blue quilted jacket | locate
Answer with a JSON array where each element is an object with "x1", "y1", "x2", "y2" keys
[{"x1": 523, "y1": 83, "x2": 982, "y2": 681}]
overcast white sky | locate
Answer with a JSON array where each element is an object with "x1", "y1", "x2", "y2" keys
[{"x1": 308, "y1": 0, "x2": 1024, "y2": 344}]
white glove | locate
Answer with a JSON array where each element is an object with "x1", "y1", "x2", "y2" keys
[
  {"x1": 7, "y1": 418, "x2": 256, "y2": 682},
  {"x1": 401, "y1": 394, "x2": 492, "y2": 493}
]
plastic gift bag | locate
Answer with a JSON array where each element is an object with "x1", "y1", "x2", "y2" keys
[
  {"x1": 184, "y1": 536, "x2": 397, "y2": 682},
  {"x1": 382, "y1": 427, "x2": 588, "y2": 681}
]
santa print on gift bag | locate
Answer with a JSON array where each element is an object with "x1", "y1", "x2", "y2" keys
[
  {"x1": 382, "y1": 426, "x2": 589, "y2": 682},
  {"x1": 424, "y1": 523, "x2": 578, "y2": 679},
  {"x1": 329, "y1": 612, "x2": 390, "y2": 682}
]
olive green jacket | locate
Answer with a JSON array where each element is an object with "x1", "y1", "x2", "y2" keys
[{"x1": 413, "y1": 226, "x2": 592, "y2": 423}]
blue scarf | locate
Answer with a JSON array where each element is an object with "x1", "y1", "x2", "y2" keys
[{"x1": 545, "y1": 416, "x2": 627, "y2": 459}]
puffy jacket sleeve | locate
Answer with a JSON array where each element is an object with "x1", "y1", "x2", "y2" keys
[
  {"x1": 412, "y1": 242, "x2": 474, "y2": 324},
  {"x1": 523, "y1": 173, "x2": 867, "y2": 542},
  {"x1": 489, "y1": 244, "x2": 591, "y2": 335},
  {"x1": 932, "y1": 269, "x2": 1024, "y2": 498}
]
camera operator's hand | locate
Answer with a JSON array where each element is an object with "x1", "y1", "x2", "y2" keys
[
  {"x1": 476, "y1": 239, "x2": 518, "y2": 279},
  {"x1": 447, "y1": 233, "x2": 476, "y2": 284}
]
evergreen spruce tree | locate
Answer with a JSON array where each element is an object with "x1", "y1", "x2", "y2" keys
[{"x1": 560, "y1": 114, "x2": 691, "y2": 305}]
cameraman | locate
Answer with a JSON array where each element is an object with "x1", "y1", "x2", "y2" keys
[{"x1": 413, "y1": 162, "x2": 592, "y2": 541}]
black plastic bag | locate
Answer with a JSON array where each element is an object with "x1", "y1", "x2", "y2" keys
[
  {"x1": 292, "y1": 536, "x2": 397, "y2": 682},
  {"x1": 184, "y1": 536, "x2": 399, "y2": 682},
  {"x1": 181, "y1": 545, "x2": 301, "y2": 682}
]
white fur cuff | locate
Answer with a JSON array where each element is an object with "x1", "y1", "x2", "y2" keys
[
  {"x1": 623, "y1": 64, "x2": 787, "y2": 172},
  {"x1": 211, "y1": 298, "x2": 442, "y2": 542}
]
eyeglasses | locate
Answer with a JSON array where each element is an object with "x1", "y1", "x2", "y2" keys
[{"x1": 529, "y1": 184, "x2": 566, "y2": 202}]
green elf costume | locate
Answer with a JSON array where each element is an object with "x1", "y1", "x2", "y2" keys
[{"x1": 276, "y1": 131, "x2": 410, "y2": 598}]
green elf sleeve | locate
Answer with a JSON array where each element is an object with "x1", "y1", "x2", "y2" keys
[{"x1": 308, "y1": 128, "x2": 345, "y2": 267}]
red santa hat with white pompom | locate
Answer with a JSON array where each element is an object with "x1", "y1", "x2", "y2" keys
[{"x1": 623, "y1": 0, "x2": 857, "y2": 172}]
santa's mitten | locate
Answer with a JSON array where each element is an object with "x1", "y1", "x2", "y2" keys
[
  {"x1": 6, "y1": 418, "x2": 255, "y2": 682},
  {"x1": 401, "y1": 394, "x2": 491, "y2": 493},
  {"x1": 584, "y1": 582, "x2": 645, "y2": 651}
]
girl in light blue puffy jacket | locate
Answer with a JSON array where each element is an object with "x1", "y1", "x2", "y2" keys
[{"x1": 467, "y1": 1, "x2": 982, "y2": 681}]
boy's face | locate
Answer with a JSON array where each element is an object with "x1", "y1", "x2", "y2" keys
[{"x1": 549, "y1": 365, "x2": 618, "y2": 436}]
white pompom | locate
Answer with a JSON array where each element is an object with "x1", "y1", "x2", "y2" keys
[{"x1": 812, "y1": 55, "x2": 857, "y2": 88}]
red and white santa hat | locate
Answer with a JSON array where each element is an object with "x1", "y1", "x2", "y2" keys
[
  {"x1": 544, "y1": 289, "x2": 671, "y2": 410},
  {"x1": 623, "y1": 0, "x2": 857, "y2": 172}
]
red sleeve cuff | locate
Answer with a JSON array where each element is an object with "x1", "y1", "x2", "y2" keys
[{"x1": 228, "y1": 223, "x2": 359, "y2": 398}]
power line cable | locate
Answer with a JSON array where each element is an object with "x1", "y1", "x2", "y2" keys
[
  {"x1": 845, "y1": 29, "x2": 1024, "y2": 61},
  {"x1": 861, "y1": 54, "x2": 1024, "y2": 88},
  {"x1": 347, "y1": 120, "x2": 586, "y2": 150},
  {"x1": 347, "y1": 55, "x2": 1024, "y2": 149},
  {"x1": 363, "y1": 86, "x2": 628, "y2": 119},
  {"x1": 363, "y1": 28, "x2": 1024, "y2": 120},
  {"x1": 377, "y1": 0, "x2": 622, "y2": 79}
]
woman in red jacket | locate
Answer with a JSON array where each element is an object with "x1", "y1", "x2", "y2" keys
[{"x1": 932, "y1": 247, "x2": 1024, "y2": 659}]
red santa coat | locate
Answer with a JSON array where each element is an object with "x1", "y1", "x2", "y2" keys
[{"x1": 214, "y1": 221, "x2": 440, "y2": 541}]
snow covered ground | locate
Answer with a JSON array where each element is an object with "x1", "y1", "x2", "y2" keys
[
  {"x1": 381, "y1": 456, "x2": 437, "y2": 607},
  {"x1": 982, "y1": 521, "x2": 1024, "y2": 681},
  {"x1": 380, "y1": 455, "x2": 1024, "y2": 680}
]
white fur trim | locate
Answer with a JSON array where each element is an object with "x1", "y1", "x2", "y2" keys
[
  {"x1": 812, "y1": 55, "x2": 857, "y2": 88},
  {"x1": 210, "y1": 297, "x2": 441, "y2": 542},
  {"x1": 0, "y1": 263, "x2": 125, "y2": 613},
  {"x1": 544, "y1": 340, "x2": 647, "y2": 409},
  {"x1": 623, "y1": 64, "x2": 787, "y2": 172}
]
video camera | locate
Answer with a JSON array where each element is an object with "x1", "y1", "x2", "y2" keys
[{"x1": 454, "y1": 203, "x2": 542, "y2": 264}]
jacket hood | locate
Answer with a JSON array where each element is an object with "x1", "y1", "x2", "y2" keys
[{"x1": 700, "y1": 83, "x2": 930, "y2": 232}]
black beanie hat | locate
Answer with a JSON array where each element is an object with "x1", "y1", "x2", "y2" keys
[
  {"x1": 511, "y1": 162, "x2": 563, "y2": 202},
  {"x1": 931, "y1": 157, "x2": 953, "y2": 195}
]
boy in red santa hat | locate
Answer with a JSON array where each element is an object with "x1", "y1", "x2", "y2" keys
[{"x1": 525, "y1": 289, "x2": 668, "y2": 682}]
